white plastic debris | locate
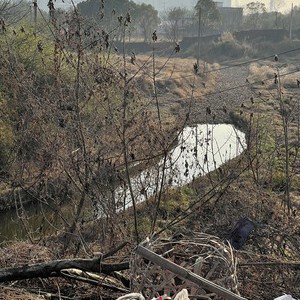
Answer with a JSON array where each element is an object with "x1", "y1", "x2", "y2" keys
[
  {"x1": 174, "y1": 289, "x2": 189, "y2": 300},
  {"x1": 274, "y1": 295, "x2": 296, "y2": 300},
  {"x1": 116, "y1": 293, "x2": 145, "y2": 300}
]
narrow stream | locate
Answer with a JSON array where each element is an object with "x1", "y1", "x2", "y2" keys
[
  {"x1": 113, "y1": 123, "x2": 246, "y2": 210},
  {"x1": 0, "y1": 124, "x2": 246, "y2": 243}
]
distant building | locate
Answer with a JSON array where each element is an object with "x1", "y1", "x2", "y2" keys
[{"x1": 214, "y1": 0, "x2": 232, "y2": 8}]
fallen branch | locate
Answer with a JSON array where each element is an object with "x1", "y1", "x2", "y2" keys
[
  {"x1": 0, "y1": 257, "x2": 129, "y2": 283},
  {"x1": 61, "y1": 269, "x2": 130, "y2": 292},
  {"x1": 239, "y1": 261, "x2": 300, "y2": 268}
]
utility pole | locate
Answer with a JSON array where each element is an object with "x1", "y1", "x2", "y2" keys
[
  {"x1": 289, "y1": 3, "x2": 293, "y2": 40},
  {"x1": 196, "y1": 6, "x2": 201, "y2": 72}
]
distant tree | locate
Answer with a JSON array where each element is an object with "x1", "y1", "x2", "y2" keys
[
  {"x1": 257, "y1": 11, "x2": 287, "y2": 29},
  {"x1": 288, "y1": 5, "x2": 300, "y2": 30},
  {"x1": 245, "y1": 1, "x2": 266, "y2": 14},
  {"x1": 136, "y1": 3, "x2": 160, "y2": 42},
  {"x1": 77, "y1": 0, "x2": 135, "y2": 18},
  {"x1": 267, "y1": 0, "x2": 283, "y2": 29},
  {"x1": 77, "y1": 0, "x2": 159, "y2": 42},
  {"x1": 77, "y1": 0, "x2": 138, "y2": 39},
  {"x1": 0, "y1": 0, "x2": 31, "y2": 24},
  {"x1": 194, "y1": 0, "x2": 220, "y2": 36},
  {"x1": 244, "y1": 1, "x2": 267, "y2": 29},
  {"x1": 162, "y1": 7, "x2": 188, "y2": 43}
]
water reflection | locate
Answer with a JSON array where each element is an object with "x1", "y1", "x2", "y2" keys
[
  {"x1": 0, "y1": 201, "x2": 62, "y2": 243},
  {"x1": 115, "y1": 124, "x2": 246, "y2": 209}
]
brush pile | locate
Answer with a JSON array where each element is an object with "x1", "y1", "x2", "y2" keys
[{"x1": 130, "y1": 232, "x2": 240, "y2": 299}]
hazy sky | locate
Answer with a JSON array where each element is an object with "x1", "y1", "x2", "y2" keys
[
  {"x1": 38, "y1": 0, "x2": 295, "y2": 14},
  {"x1": 138, "y1": 0, "x2": 295, "y2": 12},
  {"x1": 234, "y1": 0, "x2": 294, "y2": 12}
]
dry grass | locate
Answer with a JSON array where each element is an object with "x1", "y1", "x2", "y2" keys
[
  {"x1": 0, "y1": 286, "x2": 44, "y2": 300},
  {"x1": 0, "y1": 242, "x2": 55, "y2": 300},
  {"x1": 220, "y1": 31, "x2": 235, "y2": 42},
  {"x1": 126, "y1": 55, "x2": 218, "y2": 100},
  {"x1": 0, "y1": 242, "x2": 107, "y2": 299},
  {"x1": 0, "y1": 242, "x2": 54, "y2": 268},
  {"x1": 121, "y1": 55, "x2": 219, "y2": 122},
  {"x1": 188, "y1": 160, "x2": 300, "y2": 299},
  {"x1": 248, "y1": 62, "x2": 300, "y2": 89}
]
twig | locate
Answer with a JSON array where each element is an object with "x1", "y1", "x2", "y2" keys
[
  {"x1": 60, "y1": 269, "x2": 129, "y2": 292},
  {"x1": 239, "y1": 261, "x2": 300, "y2": 267}
]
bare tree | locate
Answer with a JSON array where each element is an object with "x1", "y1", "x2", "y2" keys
[
  {"x1": 244, "y1": 1, "x2": 267, "y2": 29},
  {"x1": 0, "y1": 0, "x2": 31, "y2": 24},
  {"x1": 195, "y1": 0, "x2": 220, "y2": 36},
  {"x1": 162, "y1": 7, "x2": 188, "y2": 43}
]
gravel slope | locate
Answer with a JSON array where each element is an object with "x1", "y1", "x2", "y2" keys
[{"x1": 190, "y1": 65, "x2": 252, "y2": 124}]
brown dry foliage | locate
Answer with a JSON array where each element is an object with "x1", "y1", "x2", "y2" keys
[
  {"x1": 0, "y1": 242, "x2": 54, "y2": 299},
  {"x1": 126, "y1": 55, "x2": 218, "y2": 100},
  {"x1": 0, "y1": 287, "x2": 44, "y2": 300},
  {"x1": 249, "y1": 62, "x2": 300, "y2": 89},
  {"x1": 0, "y1": 242, "x2": 54, "y2": 268}
]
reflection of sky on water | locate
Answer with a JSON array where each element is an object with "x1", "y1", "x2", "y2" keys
[{"x1": 112, "y1": 124, "x2": 246, "y2": 211}]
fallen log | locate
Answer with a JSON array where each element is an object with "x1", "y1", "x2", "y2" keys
[{"x1": 0, "y1": 257, "x2": 129, "y2": 283}]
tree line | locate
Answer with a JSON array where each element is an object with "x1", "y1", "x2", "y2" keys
[{"x1": 75, "y1": 0, "x2": 300, "y2": 43}]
